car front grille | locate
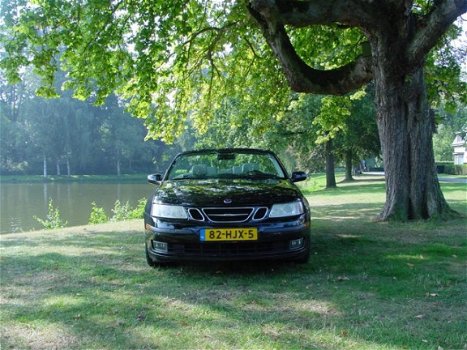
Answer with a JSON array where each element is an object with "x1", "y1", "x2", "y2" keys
[
  {"x1": 186, "y1": 206, "x2": 270, "y2": 223},
  {"x1": 201, "y1": 207, "x2": 254, "y2": 223}
]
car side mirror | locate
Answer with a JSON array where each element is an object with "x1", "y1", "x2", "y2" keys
[
  {"x1": 147, "y1": 173, "x2": 163, "y2": 185},
  {"x1": 291, "y1": 171, "x2": 307, "y2": 183}
]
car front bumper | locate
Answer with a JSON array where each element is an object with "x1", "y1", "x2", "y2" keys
[{"x1": 145, "y1": 216, "x2": 310, "y2": 262}]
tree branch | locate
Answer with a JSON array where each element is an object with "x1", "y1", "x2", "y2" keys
[
  {"x1": 248, "y1": 0, "x2": 377, "y2": 28},
  {"x1": 247, "y1": 1, "x2": 373, "y2": 95},
  {"x1": 407, "y1": 0, "x2": 467, "y2": 68}
]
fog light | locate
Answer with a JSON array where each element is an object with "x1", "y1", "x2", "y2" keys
[
  {"x1": 289, "y1": 238, "x2": 304, "y2": 250},
  {"x1": 153, "y1": 241, "x2": 168, "y2": 253}
]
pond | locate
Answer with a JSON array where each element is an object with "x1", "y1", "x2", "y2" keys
[{"x1": 0, "y1": 181, "x2": 153, "y2": 234}]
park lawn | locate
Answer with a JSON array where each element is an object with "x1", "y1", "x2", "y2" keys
[{"x1": 1, "y1": 176, "x2": 465, "y2": 350}]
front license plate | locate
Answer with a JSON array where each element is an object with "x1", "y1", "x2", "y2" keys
[{"x1": 200, "y1": 228, "x2": 258, "y2": 241}]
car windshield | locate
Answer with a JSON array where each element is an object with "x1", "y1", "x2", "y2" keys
[{"x1": 166, "y1": 150, "x2": 287, "y2": 180}]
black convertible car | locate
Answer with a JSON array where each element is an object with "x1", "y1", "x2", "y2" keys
[{"x1": 144, "y1": 148, "x2": 310, "y2": 266}]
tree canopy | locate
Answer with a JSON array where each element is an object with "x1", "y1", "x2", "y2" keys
[{"x1": 2, "y1": 1, "x2": 462, "y2": 141}]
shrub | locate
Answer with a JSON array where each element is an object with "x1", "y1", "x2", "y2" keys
[
  {"x1": 436, "y1": 161, "x2": 452, "y2": 174},
  {"x1": 88, "y1": 202, "x2": 108, "y2": 224},
  {"x1": 443, "y1": 164, "x2": 467, "y2": 175},
  {"x1": 129, "y1": 198, "x2": 147, "y2": 219},
  {"x1": 33, "y1": 199, "x2": 67, "y2": 229},
  {"x1": 88, "y1": 198, "x2": 146, "y2": 224},
  {"x1": 111, "y1": 200, "x2": 132, "y2": 222}
]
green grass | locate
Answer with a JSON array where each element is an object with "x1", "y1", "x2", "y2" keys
[{"x1": 1, "y1": 178, "x2": 466, "y2": 349}]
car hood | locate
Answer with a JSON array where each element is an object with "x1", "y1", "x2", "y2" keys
[{"x1": 152, "y1": 179, "x2": 302, "y2": 207}]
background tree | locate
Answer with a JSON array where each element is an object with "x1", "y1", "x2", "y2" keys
[
  {"x1": 0, "y1": 76, "x2": 30, "y2": 173},
  {"x1": 433, "y1": 105, "x2": 467, "y2": 161},
  {"x1": 339, "y1": 86, "x2": 380, "y2": 181},
  {"x1": 0, "y1": 70, "x2": 182, "y2": 175}
]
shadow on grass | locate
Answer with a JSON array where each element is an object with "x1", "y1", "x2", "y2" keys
[
  {"x1": 1, "y1": 223, "x2": 466, "y2": 349},
  {"x1": 302, "y1": 184, "x2": 386, "y2": 198}
]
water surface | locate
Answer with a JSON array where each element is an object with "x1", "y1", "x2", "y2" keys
[{"x1": 0, "y1": 182, "x2": 153, "y2": 233}]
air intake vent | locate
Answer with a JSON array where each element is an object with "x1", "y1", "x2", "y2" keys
[
  {"x1": 253, "y1": 207, "x2": 268, "y2": 221},
  {"x1": 202, "y1": 207, "x2": 254, "y2": 223},
  {"x1": 188, "y1": 208, "x2": 204, "y2": 221}
]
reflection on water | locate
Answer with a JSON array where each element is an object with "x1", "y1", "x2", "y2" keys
[{"x1": 0, "y1": 182, "x2": 152, "y2": 234}]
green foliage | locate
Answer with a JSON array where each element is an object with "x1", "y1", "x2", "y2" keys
[
  {"x1": 88, "y1": 202, "x2": 108, "y2": 224},
  {"x1": 1, "y1": 1, "x2": 463, "y2": 145},
  {"x1": 425, "y1": 24, "x2": 467, "y2": 111},
  {"x1": 313, "y1": 95, "x2": 352, "y2": 143},
  {"x1": 290, "y1": 25, "x2": 365, "y2": 70},
  {"x1": 88, "y1": 198, "x2": 146, "y2": 224},
  {"x1": 0, "y1": 74, "x2": 183, "y2": 175},
  {"x1": 442, "y1": 164, "x2": 467, "y2": 175},
  {"x1": 433, "y1": 106, "x2": 467, "y2": 161},
  {"x1": 129, "y1": 198, "x2": 147, "y2": 219},
  {"x1": 192, "y1": 84, "x2": 378, "y2": 174},
  {"x1": 33, "y1": 199, "x2": 67, "y2": 229},
  {"x1": 111, "y1": 198, "x2": 147, "y2": 221},
  {"x1": 110, "y1": 200, "x2": 132, "y2": 222},
  {"x1": 0, "y1": 0, "x2": 354, "y2": 143}
]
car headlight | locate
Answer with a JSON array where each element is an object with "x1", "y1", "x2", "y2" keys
[
  {"x1": 151, "y1": 204, "x2": 187, "y2": 219},
  {"x1": 269, "y1": 201, "x2": 304, "y2": 218}
]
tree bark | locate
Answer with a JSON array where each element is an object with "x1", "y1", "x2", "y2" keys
[
  {"x1": 344, "y1": 149, "x2": 354, "y2": 182},
  {"x1": 373, "y1": 60, "x2": 453, "y2": 220},
  {"x1": 325, "y1": 140, "x2": 336, "y2": 188}
]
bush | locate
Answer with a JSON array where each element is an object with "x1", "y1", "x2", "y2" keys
[
  {"x1": 111, "y1": 200, "x2": 132, "y2": 222},
  {"x1": 442, "y1": 164, "x2": 467, "y2": 175},
  {"x1": 33, "y1": 199, "x2": 68, "y2": 229},
  {"x1": 129, "y1": 198, "x2": 147, "y2": 219},
  {"x1": 88, "y1": 202, "x2": 108, "y2": 224},
  {"x1": 87, "y1": 198, "x2": 147, "y2": 224},
  {"x1": 436, "y1": 161, "x2": 455, "y2": 174}
]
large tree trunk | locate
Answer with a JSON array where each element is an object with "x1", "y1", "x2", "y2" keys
[
  {"x1": 374, "y1": 64, "x2": 453, "y2": 220},
  {"x1": 325, "y1": 140, "x2": 336, "y2": 189}
]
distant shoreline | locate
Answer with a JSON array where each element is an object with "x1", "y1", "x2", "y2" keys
[{"x1": 0, "y1": 174, "x2": 148, "y2": 184}]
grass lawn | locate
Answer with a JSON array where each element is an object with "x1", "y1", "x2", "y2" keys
[{"x1": 1, "y1": 175, "x2": 466, "y2": 349}]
